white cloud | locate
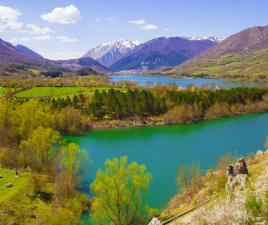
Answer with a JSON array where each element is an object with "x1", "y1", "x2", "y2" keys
[
  {"x1": 129, "y1": 19, "x2": 145, "y2": 25},
  {"x1": 141, "y1": 24, "x2": 158, "y2": 30},
  {"x1": 27, "y1": 24, "x2": 53, "y2": 35},
  {"x1": 41, "y1": 5, "x2": 81, "y2": 24},
  {"x1": 10, "y1": 35, "x2": 52, "y2": 44},
  {"x1": 57, "y1": 35, "x2": 78, "y2": 43},
  {"x1": 42, "y1": 51, "x2": 83, "y2": 60},
  {"x1": 33, "y1": 35, "x2": 52, "y2": 40},
  {"x1": 0, "y1": 5, "x2": 23, "y2": 32},
  {"x1": 129, "y1": 18, "x2": 158, "y2": 31}
]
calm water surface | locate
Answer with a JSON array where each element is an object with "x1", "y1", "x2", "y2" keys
[
  {"x1": 109, "y1": 73, "x2": 267, "y2": 88},
  {"x1": 67, "y1": 113, "x2": 268, "y2": 211}
]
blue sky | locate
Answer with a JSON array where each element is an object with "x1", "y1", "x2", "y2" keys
[{"x1": 0, "y1": 0, "x2": 267, "y2": 59}]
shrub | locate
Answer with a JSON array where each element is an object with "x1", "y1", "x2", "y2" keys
[{"x1": 245, "y1": 193, "x2": 263, "y2": 219}]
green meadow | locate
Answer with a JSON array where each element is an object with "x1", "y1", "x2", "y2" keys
[
  {"x1": 0, "y1": 168, "x2": 29, "y2": 203},
  {"x1": 14, "y1": 87, "x2": 124, "y2": 98},
  {"x1": 0, "y1": 87, "x2": 7, "y2": 95}
]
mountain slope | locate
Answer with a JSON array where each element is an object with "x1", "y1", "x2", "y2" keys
[
  {"x1": 0, "y1": 38, "x2": 108, "y2": 74},
  {"x1": 83, "y1": 40, "x2": 140, "y2": 67},
  {"x1": 0, "y1": 39, "x2": 46, "y2": 67},
  {"x1": 15, "y1": 45, "x2": 44, "y2": 60},
  {"x1": 170, "y1": 25, "x2": 268, "y2": 79},
  {"x1": 56, "y1": 57, "x2": 110, "y2": 74},
  {"x1": 110, "y1": 37, "x2": 217, "y2": 71}
]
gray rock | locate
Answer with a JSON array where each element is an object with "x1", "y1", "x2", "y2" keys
[
  {"x1": 226, "y1": 158, "x2": 248, "y2": 193},
  {"x1": 148, "y1": 217, "x2": 162, "y2": 225},
  {"x1": 6, "y1": 183, "x2": 13, "y2": 188},
  {"x1": 234, "y1": 158, "x2": 248, "y2": 175}
]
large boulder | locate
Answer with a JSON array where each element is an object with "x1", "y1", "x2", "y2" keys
[
  {"x1": 234, "y1": 158, "x2": 248, "y2": 175},
  {"x1": 226, "y1": 158, "x2": 248, "y2": 193}
]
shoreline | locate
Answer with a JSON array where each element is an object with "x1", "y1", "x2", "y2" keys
[
  {"x1": 89, "y1": 110, "x2": 268, "y2": 132},
  {"x1": 110, "y1": 72, "x2": 268, "y2": 83}
]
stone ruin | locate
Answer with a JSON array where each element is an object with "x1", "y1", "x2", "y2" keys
[{"x1": 226, "y1": 158, "x2": 248, "y2": 193}]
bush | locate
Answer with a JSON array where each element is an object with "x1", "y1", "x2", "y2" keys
[
  {"x1": 55, "y1": 107, "x2": 91, "y2": 134},
  {"x1": 245, "y1": 193, "x2": 263, "y2": 220}
]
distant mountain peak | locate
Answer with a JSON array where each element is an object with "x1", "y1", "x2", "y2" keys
[
  {"x1": 83, "y1": 39, "x2": 141, "y2": 67},
  {"x1": 182, "y1": 36, "x2": 225, "y2": 43},
  {"x1": 100, "y1": 39, "x2": 140, "y2": 48},
  {"x1": 110, "y1": 36, "x2": 217, "y2": 71}
]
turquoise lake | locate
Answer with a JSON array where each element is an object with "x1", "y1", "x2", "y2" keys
[
  {"x1": 109, "y1": 73, "x2": 268, "y2": 88},
  {"x1": 67, "y1": 113, "x2": 268, "y2": 210}
]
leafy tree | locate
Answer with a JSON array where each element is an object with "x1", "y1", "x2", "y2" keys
[
  {"x1": 14, "y1": 99, "x2": 54, "y2": 140},
  {"x1": 55, "y1": 106, "x2": 90, "y2": 134},
  {"x1": 90, "y1": 156, "x2": 152, "y2": 225},
  {"x1": 19, "y1": 126, "x2": 60, "y2": 172},
  {"x1": 58, "y1": 143, "x2": 90, "y2": 191}
]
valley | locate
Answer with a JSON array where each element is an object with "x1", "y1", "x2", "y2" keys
[{"x1": 0, "y1": 2, "x2": 268, "y2": 224}]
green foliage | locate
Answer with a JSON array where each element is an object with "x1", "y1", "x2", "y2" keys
[
  {"x1": 0, "y1": 87, "x2": 7, "y2": 95},
  {"x1": 245, "y1": 191, "x2": 268, "y2": 223},
  {"x1": 58, "y1": 143, "x2": 90, "y2": 189},
  {"x1": 245, "y1": 193, "x2": 263, "y2": 218},
  {"x1": 90, "y1": 156, "x2": 153, "y2": 225},
  {"x1": 19, "y1": 126, "x2": 60, "y2": 172},
  {"x1": 90, "y1": 89, "x2": 166, "y2": 119},
  {"x1": 166, "y1": 88, "x2": 267, "y2": 111}
]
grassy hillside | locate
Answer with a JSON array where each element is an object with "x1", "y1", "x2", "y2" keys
[
  {"x1": 166, "y1": 26, "x2": 268, "y2": 80},
  {"x1": 161, "y1": 151, "x2": 268, "y2": 225},
  {"x1": 0, "y1": 168, "x2": 29, "y2": 203},
  {"x1": 169, "y1": 49, "x2": 268, "y2": 80}
]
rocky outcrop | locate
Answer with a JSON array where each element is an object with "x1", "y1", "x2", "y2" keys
[
  {"x1": 148, "y1": 217, "x2": 162, "y2": 225},
  {"x1": 234, "y1": 158, "x2": 248, "y2": 175},
  {"x1": 226, "y1": 158, "x2": 248, "y2": 193}
]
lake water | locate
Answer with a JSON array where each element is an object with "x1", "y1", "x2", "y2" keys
[
  {"x1": 67, "y1": 113, "x2": 268, "y2": 211},
  {"x1": 109, "y1": 73, "x2": 267, "y2": 88}
]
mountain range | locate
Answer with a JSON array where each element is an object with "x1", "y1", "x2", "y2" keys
[
  {"x1": 83, "y1": 40, "x2": 140, "y2": 67},
  {"x1": 1, "y1": 25, "x2": 268, "y2": 79},
  {"x1": 0, "y1": 39, "x2": 109, "y2": 74},
  {"x1": 169, "y1": 25, "x2": 268, "y2": 79},
  {"x1": 109, "y1": 37, "x2": 217, "y2": 71}
]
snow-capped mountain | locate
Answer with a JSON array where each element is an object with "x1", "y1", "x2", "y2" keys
[
  {"x1": 183, "y1": 36, "x2": 225, "y2": 43},
  {"x1": 83, "y1": 40, "x2": 140, "y2": 67},
  {"x1": 110, "y1": 37, "x2": 217, "y2": 71}
]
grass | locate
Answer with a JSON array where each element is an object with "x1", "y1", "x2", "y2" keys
[
  {"x1": 14, "y1": 87, "x2": 123, "y2": 98},
  {"x1": 172, "y1": 49, "x2": 268, "y2": 80},
  {"x1": 0, "y1": 168, "x2": 29, "y2": 203},
  {"x1": 0, "y1": 87, "x2": 7, "y2": 95}
]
